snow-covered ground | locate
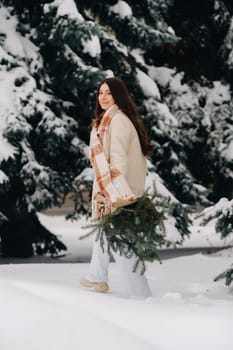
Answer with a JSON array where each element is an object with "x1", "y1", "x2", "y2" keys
[{"x1": 0, "y1": 213, "x2": 232, "y2": 350}]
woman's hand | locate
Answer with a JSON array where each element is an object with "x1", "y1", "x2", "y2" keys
[
  {"x1": 94, "y1": 192, "x2": 112, "y2": 216},
  {"x1": 95, "y1": 192, "x2": 106, "y2": 205}
]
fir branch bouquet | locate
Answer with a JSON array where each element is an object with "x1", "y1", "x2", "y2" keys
[{"x1": 81, "y1": 193, "x2": 168, "y2": 274}]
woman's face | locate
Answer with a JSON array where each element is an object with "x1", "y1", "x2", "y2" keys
[{"x1": 98, "y1": 83, "x2": 115, "y2": 110}]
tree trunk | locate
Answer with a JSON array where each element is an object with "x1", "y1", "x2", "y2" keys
[{"x1": 0, "y1": 212, "x2": 66, "y2": 258}]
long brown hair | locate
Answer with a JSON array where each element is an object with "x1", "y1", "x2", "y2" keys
[{"x1": 94, "y1": 77, "x2": 153, "y2": 156}]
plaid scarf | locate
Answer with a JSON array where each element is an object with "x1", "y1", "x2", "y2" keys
[{"x1": 90, "y1": 104, "x2": 135, "y2": 212}]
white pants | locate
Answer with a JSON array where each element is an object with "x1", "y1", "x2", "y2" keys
[{"x1": 87, "y1": 234, "x2": 152, "y2": 298}]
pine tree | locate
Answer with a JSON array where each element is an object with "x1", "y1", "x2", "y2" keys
[
  {"x1": 0, "y1": 3, "x2": 88, "y2": 256},
  {"x1": 197, "y1": 198, "x2": 233, "y2": 285}
]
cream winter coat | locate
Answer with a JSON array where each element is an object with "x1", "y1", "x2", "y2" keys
[{"x1": 90, "y1": 107, "x2": 147, "y2": 218}]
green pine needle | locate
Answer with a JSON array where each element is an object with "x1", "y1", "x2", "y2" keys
[{"x1": 83, "y1": 193, "x2": 168, "y2": 274}]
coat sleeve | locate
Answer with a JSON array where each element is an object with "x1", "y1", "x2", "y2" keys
[{"x1": 109, "y1": 113, "x2": 132, "y2": 177}]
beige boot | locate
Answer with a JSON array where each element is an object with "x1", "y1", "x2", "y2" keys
[{"x1": 80, "y1": 276, "x2": 109, "y2": 293}]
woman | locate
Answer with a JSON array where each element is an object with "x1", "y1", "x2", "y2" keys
[{"x1": 80, "y1": 77, "x2": 152, "y2": 298}]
